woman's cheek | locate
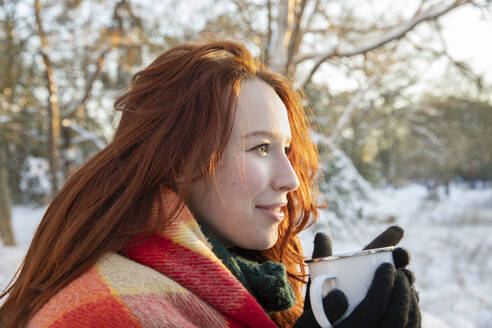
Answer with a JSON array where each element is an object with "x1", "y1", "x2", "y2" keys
[{"x1": 243, "y1": 156, "x2": 269, "y2": 194}]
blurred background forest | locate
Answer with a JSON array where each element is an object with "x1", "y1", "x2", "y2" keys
[
  {"x1": 1, "y1": 0, "x2": 492, "y2": 325},
  {"x1": 3, "y1": 0, "x2": 491, "y2": 231}
]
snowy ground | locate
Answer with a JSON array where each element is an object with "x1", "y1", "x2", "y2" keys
[
  {"x1": 0, "y1": 206, "x2": 45, "y2": 293},
  {"x1": 301, "y1": 184, "x2": 492, "y2": 328},
  {"x1": 1, "y1": 184, "x2": 491, "y2": 327}
]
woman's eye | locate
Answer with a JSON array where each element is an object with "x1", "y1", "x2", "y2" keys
[{"x1": 254, "y1": 144, "x2": 270, "y2": 155}]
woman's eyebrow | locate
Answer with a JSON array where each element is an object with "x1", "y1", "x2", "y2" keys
[{"x1": 243, "y1": 130, "x2": 292, "y2": 143}]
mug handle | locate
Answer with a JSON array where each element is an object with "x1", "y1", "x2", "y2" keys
[{"x1": 310, "y1": 273, "x2": 337, "y2": 328}]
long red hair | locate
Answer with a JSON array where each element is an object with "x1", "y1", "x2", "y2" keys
[{"x1": 0, "y1": 41, "x2": 320, "y2": 327}]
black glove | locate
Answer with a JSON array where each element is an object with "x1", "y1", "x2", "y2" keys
[{"x1": 294, "y1": 226, "x2": 421, "y2": 328}]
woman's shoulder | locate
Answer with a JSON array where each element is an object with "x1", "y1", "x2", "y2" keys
[
  {"x1": 95, "y1": 252, "x2": 187, "y2": 293},
  {"x1": 28, "y1": 253, "x2": 226, "y2": 328}
]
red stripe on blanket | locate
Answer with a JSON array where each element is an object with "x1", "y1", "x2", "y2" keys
[
  {"x1": 124, "y1": 234, "x2": 277, "y2": 328},
  {"x1": 50, "y1": 295, "x2": 141, "y2": 328},
  {"x1": 28, "y1": 266, "x2": 140, "y2": 328},
  {"x1": 121, "y1": 292, "x2": 228, "y2": 327}
]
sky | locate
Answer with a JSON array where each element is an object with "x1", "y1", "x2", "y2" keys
[
  {"x1": 440, "y1": 5, "x2": 492, "y2": 83},
  {"x1": 308, "y1": 1, "x2": 492, "y2": 95}
]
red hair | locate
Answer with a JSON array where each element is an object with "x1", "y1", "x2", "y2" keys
[{"x1": 0, "y1": 41, "x2": 320, "y2": 327}]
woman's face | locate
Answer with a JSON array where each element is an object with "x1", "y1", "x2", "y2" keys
[{"x1": 188, "y1": 79, "x2": 300, "y2": 250}]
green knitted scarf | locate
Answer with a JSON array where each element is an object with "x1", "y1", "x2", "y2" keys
[{"x1": 200, "y1": 226, "x2": 296, "y2": 313}]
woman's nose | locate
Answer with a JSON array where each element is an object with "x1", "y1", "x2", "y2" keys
[{"x1": 272, "y1": 155, "x2": 300, "y2": 192}]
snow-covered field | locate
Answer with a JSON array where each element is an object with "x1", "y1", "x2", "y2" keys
[
  {"x1": 301, "y1": 184, "x2": 492, "y2": 328},
  {"x1": 1, "y1": 184, "x2": 491, "y2": 327}
]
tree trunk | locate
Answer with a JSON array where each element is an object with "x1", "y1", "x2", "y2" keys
[
  {"x1": 388, "y1": 137, "x2": 399, "y2": 185},
  {"x1": 0, "y1": 142, "x2": 15, "y2": 246},
  {"x1": 268, "y1": 0, "x2": 295, "y2": 74},
  {"x1": 46, "y1": 60, "x2": 62, "y2": 194},
  {"x1": 35, "y1": 0, "x2": 62, "y2": 195}
]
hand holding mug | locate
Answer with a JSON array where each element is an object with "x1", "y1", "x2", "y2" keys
[{"x1": 293, "y1": 226, "x2": 421, "y2": 328}]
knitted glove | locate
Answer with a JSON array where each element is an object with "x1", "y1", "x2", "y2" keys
[{"x1": 293, "y1": 226, "x2": 421, "y2": 328}]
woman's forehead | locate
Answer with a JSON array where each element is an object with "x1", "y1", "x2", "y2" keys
[{"x1": 232, "y1": 79, "x2": 292, "y2": 141}]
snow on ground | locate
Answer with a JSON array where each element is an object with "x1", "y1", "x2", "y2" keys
[
  {"x1": 1, "y1": 184, "x2": 491, "y2": 327},
  {"x1": 0, "y1": 206, "x2": 45, "y2": 291},
  {"x1": 301, "y1": 184, "x2": 492, "y2": 328}
]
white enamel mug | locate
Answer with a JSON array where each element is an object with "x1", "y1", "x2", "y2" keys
[{"x1": 306, "y1": 246, "x2": 395, "y2": 328}]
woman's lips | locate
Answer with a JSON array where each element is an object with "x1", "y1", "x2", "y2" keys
[{"x1": 256, "y1": 204, "x2": 285, "y2": 222}]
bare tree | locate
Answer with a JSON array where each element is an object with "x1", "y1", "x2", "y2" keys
[
  {"x1": 35, "y1": 0, "x2": 62, "y2": 194},
  {"x1": 33, "y1": 0, "x2": 139, "y2": 194},
  {"x1": 0, "y1": 139, "x2": 15, "y2": 246},
  {"x1": 208, "y1": 0, "x2": 481, "y2": 144},
  {"x1": 4, "y1": 0, "x2": 489, "y2": 209},
  {"x1": 298, "y1": 0, "x2": 474, "y2": 89}
]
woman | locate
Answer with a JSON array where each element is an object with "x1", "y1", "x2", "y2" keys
[{"x1": 0, "y1": 41, "x2": 420, "y2": 327}]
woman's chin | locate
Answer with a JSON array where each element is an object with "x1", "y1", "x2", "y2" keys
[{"x1": 241, "y1": 234, "x2": 278, "y2": 251}]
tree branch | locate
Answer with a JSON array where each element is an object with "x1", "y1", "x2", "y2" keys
[
  {"x1": 302, "y1": 0, "x2": 320, "y2": 32},
  {"x1": 66, "y1": 121, "x2": 106, "y2": 150},
  {"x1": 265, "y1": 0, "x2": 273, "y2": 65},
  {"x1": 286, "y1": 0, "x2": 308, "y2": 76},
  {"x1": 65, "y1": 43, "x2": 115, "y2": 116},
  {"x1": 413, "y1": 0, "x2": 428, "y2": 17},
  {"x1": 66, "y1": 0, "x2": 130, "y2": 117},
  {"x1": 268, "y1": 0, "x2": 296, "y2": 73},
  {"x1": 231, "y1": 0, "x2": 258, "y2": 42},
  {"x1": 408, "y1": 30, "x2": 483, "y2": 89},
  {"x1": 330, "y1": 66, "x2": 386, "y2": 143},
  {"x1": 301, "y1": 0, "x2": 472, "y2": 90}
]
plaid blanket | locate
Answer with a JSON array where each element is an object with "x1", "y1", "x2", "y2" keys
[{"x1": 28, "y1": 188, "x2": 278, "y2": 327}]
